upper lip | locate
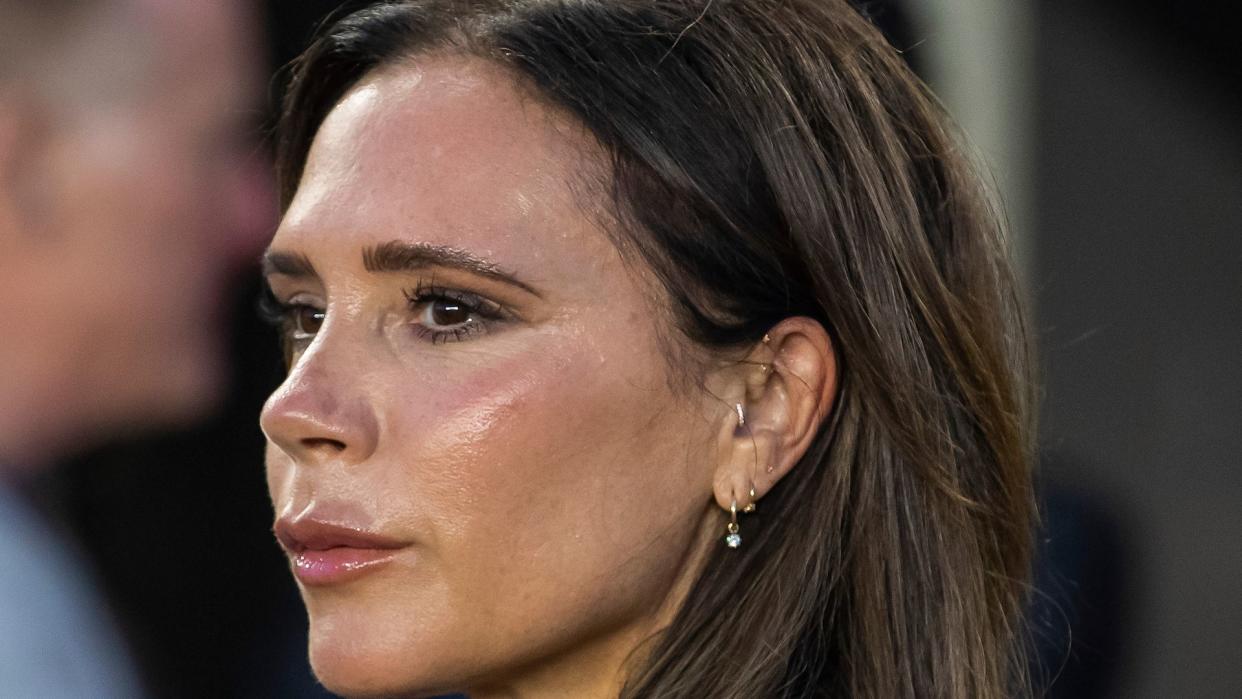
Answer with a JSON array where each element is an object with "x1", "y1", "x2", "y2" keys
[{"x1": 274, "y1": 517, "x2": 408, "y2": 553}]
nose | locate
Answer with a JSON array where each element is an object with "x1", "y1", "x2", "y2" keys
[{"x1": 260, "y1": 344, "x2": 380, "y2": 466}]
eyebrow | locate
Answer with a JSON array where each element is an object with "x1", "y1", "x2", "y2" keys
[
  {"x1": 362, "y1": 240, "x2": 541, "y2": 297},
  {"x1": 261, "y1": 250, "x2": 317, "y2": 278},
  {"x1": 261, "y1": 241, "x2": 541, "y2": 298}
]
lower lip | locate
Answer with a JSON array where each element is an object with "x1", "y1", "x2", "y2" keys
[{"x1": 290, "y1": 548, "x2": 403, "y2": 586}]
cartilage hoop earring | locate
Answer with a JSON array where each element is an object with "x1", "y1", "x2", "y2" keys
[{"x1": 725, "y1": 500, "x2": 742, "y2": 549}]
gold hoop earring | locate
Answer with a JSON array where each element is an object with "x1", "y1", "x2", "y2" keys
[
  {"x1": 743, "y1": 486, "x2": 757, "y2": 513},
  {"x1": 725, "y1": 500, "x2": 741, "y2": 548}
]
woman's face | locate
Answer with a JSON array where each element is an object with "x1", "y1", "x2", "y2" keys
[{"x1": 261, "y1": 57, "x2": 720, "y2": 697}]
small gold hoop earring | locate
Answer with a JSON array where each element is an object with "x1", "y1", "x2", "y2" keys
[
  {"x1": 725, "y1": 500, "x2": 742, "y2": 548},
  {"x1": 743, "y1": 486, "x2": 757, "y2": 513}
]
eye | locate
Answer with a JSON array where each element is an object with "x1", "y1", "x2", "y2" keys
[
  {"x1": 257, "y1": 288, "x2": 326, "y2": 368},
  {"x1": 257, "y1": 288, "x2": 324, "y2": 340},
  {"x1": 426, "y1": 298, "x2": 472, "y2": 328},
  {"x1": 404, "y1": 285, "x2": 507, "y2": 343},
  {"x1": 291, "y1": 304, "x2": 326, "y2": 338}
]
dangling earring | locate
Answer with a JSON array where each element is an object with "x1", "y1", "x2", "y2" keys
[{"x1": 725, "y1": 500, "x2": 742, "y2": 549}]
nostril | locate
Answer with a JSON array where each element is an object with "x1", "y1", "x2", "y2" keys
[
  {"x1": 301, "y1": 437, "x2": 347, "y2": 452},
  {"x1": 260, "y1": 376, "x2": 379, "y2": 462}
]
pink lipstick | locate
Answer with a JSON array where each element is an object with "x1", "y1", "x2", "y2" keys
[{"x1": 275, "y1": 518, "x2": 408, "y2": 586}]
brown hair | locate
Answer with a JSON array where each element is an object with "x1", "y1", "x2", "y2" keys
[{"x1": 275, "y1": 1, "x2": 1037, "y2": 696}]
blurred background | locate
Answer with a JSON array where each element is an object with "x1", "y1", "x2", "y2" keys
[{"x1": 25, "y1": 1, "x2": 1239, "y2": 697}]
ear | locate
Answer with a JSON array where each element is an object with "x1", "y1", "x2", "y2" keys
[
  {"x1": 0, "y1": 91, "x2": 54, "y2": 247},
  {"x1": 709, "y1": 317, "x2": 838, "y2": 512},
  {"x1": 0, "y1": 96, "x2": 22, "y2": 243}
]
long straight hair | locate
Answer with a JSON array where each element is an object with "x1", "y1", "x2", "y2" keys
[{"x1": 275, "y1": 2, "x2": 1037, "y2": 697}]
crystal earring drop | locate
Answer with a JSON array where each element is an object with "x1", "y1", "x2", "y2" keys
[{"x1": 725, "y1": 500, "x2": 742, "y2": 549}]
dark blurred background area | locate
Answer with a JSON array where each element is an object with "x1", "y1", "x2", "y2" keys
[
  {"x1": 1030, "y1": 1, "x2": 1241, "y2": 697},
  {"x1": 30, "y1": 1, "x2": 1240, "y2": 697}
]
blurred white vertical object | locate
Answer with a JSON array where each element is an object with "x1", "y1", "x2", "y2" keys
[
  {"x1": 0, "y1": 487, "x2": 145, "y2": 697},
  {"x1": 906, "y1": 0, "x2": 1036, "y2": 289}
]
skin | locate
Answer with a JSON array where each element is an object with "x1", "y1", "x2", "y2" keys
[
  {"x1": 262, "y1": 56, "x2": 836, "y2": 699},
  {"x1": 0, "y1": 0, "x2": 271, "y2": 469}
]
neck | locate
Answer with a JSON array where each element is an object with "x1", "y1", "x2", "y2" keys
[
  {"x1": 0, "y1": 347, "x2": 77, "y2": 472},
  {"x1": 0, "y1": 293, "x2": 97, "y2": 471},
  {"x1": 466, "y1": 631, "x2": 640, "y2": 699},
  {"x1": 465, "y1": 510, "x2": 719, "y2": 699}
]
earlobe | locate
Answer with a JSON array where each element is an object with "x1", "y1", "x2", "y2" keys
[{"x1": 712, "y1": 398, "x2": 775, "y2": 513}]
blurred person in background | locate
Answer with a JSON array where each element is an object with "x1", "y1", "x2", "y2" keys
[{"x1": 0, "y1": 0, "x2": 269, "y2": 695}]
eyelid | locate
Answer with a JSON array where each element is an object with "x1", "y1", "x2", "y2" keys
[
  {"x1": 403, "y1": 283, "x2": 513, "y2": 344},
  {"x1": 257, "y1": 286, "x2": 323, "y2": 367},
  {"x1": 261, "y1": 278, "x2": 522, "y2": 352},
  {"x1": 285, "y1": 292, "x2": 326, "y2": 309},
  {"x1": 406, "y1": 284, "x2": 507, "y2": 314}
]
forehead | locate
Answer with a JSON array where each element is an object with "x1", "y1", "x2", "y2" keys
[
  {"x1": 142, "y1": 0, "x2": 256, "y2": 106},
  {"x1": 21, "y1": 0, "x2": 255, "y2": 114},
  {"x1": 277, "y1": 56, "x2": 612, "y2": 274}
]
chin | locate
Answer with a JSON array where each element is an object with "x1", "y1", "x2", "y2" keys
[
  {"x1": 95, "y1": 349, "x2": 223, "y2": 444},
  {"x1": 306, "y1": 607, "x2": 460, "y2": 699},
  {"x1": 153, "y1": 335, "x2": 228, "y2": 419},
  {"x1": 106, "y1": 376, "x2": 217, "y2": 452},
  {"x1": 309, "y1": 640, "x2": 445, "y2": 699}
]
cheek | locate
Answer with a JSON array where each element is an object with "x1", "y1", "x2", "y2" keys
[
  {"x1": 60, "y1": 132, "x2": 218, "y2": 318},
  {"x1": 265, "y1": 442, "x2": 293, "y2": 509},
  {"x1": 387, "y1": 351, "x2": 586, "y2": 550},
  {"x1": 399, "y1": 337, "x2": 710, "y2": 635}
]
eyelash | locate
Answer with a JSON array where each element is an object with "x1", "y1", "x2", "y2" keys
[
  {"x1": 257, "y1": 289, "x2": 314, "y2": 366},
  {"x1": 403, "y1": 283, "x2": 509, "y2": 344},
  {"x1": 257, "y1": 283, "x2": 509, "y2": 350}
]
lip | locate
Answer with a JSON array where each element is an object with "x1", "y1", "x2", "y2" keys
[{"x1": 274, "y1": 517, "x2": 409, "y2": 587}]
